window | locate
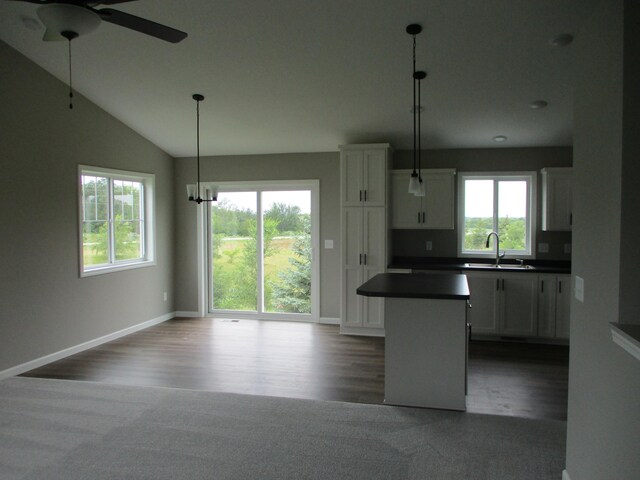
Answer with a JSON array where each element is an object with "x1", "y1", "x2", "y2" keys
[
  {"x1": 458, "y1": 172, "x2": 536, "y2": 257},
  {"x1": 79, "y1": 165, "x2": 155, "y2": 276}
]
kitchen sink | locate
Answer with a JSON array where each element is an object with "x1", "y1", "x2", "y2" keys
[{"x1": 464, "y1": 263, "x2": 534, "y2": 270}]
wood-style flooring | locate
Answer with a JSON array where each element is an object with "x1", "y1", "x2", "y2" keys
[{"x1": 21, "y1": 317, "x2": 569, "y2": 420}]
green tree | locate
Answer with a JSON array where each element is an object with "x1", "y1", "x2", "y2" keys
[{"x1": 264, "y1": 203, "x2": 303, "y2": 234}]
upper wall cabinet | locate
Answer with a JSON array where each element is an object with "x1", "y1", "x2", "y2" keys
[
  {"x1": 541, "y1": 167, "x2": 573, "y2": 231},
  {"x1": 390, "y1": 169, "x2": 456, "y2": 229},
  {"x1": 340, "y1": 144, "x2": 392, "y2": 207}
]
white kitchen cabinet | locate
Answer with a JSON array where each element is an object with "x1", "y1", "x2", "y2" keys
[
  {"x1": 541, "y1": 167, "x2": 572, "y2": 231},
  {"x1": 340, "y1": 144, "x2": 390, "y2": 335},
  {"x1": 341, "y1": 144, "x2": 391, "y2": 207},
  {"x1": 466, "y1": 271, "x2": 538, "y2": 337},
  {"x1": 390, "y1": 169, "x2": 455, "y2": 229},
  {"x1": 538, "y1": 274, "x2": 571, "y2": 338}
]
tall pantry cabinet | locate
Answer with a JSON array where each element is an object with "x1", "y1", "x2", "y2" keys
[{"x1": 340, "y1": 144, "x2": 391, "y2": 336}]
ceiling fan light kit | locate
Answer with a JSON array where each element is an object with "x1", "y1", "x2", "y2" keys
[{"x1": 37, "y1": 4, "x2": 100, "y2": 42}]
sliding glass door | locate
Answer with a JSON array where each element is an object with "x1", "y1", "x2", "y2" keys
[{"x1": 208, "y1": 181, "x2": 318, "y2": 320}]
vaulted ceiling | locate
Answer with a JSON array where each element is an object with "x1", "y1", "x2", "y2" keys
[{"x1": 0, "y1": 0, "x2": 597, "y2": 157}]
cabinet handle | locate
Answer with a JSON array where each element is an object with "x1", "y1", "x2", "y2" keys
[
  {"x1": 418, "y1": 212, "x2": 421, "y2": 223},
  {"x1": 422, "y1": 212, "x2": 426, "y2": 223},
  {"x1": 359, "y1": 253, "x2": 362, "y2": 265},
  {"x1": 359, "y1": 190, "x2": 362, "y2": 202},
  {"x1": 541, "y1": 280, "x2": 544, "y2": 293},
  {"x1": 364, "y1": 190, "x2": 367, "y2": 201},
  {"x1": 496, "y1": 279, "x2": 500, "y2": 291},
  {"x1": 364, "y1": 253, "x2": 367, "y2": 265},
  {"x1": 501, "y1": 279, "x2": 505, "y2": 290},
  {"x1": 569, "y1": 213, "x2": 573, "y2": 226},
  {"x1": 558, "y1": 281, "x2": 562, "y2": 294}
]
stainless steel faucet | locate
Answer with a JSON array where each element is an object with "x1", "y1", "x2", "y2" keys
[{"x1": 485, "y1": 232, "x2": 505, "y2": 266}]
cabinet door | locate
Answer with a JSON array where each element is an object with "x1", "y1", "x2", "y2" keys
[
  {"x1": 341, "y1": 208, "x2": 364, "y2": 327},
  {"x1": 537, "y1": 275, "x2": 557, "y2": 338},
  {"x1": 500, "y1": 274, "x2": 538, "y2": 336},
  {"x1": 466, "y1": 272, "x2": 500, "y2": 335},
  {"x1": 363, "y1": 149, "x2": 387, "y2": 206},
  {"x1": 555, "y1": 275, "x2": 571, "y2": 338},
  {"x1": 390, "y1": 172, "x2": 421, "y2": 228},
  {"x1": 423, "y1": 172, "x2": 455, "y2": 229},
  {"x1": 543, "y1": 171, "x2": 572, "y2": 231},
  {"x1": 341, "y1": 151, "x2": 363, "y2": 206},
  {"x1": 362, "y1": 207, "x2": 386, "y2": 328}
]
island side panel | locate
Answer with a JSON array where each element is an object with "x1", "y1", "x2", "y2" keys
[{"x1": 384, "y1": 297, "x2": 467, "y2": 411}]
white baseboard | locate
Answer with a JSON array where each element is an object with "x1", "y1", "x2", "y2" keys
[
  {"x1": 0, "y1": 312, "x2": 175, "y2": 380},
  {"x1": 340, "y1": 325, "x2": 386, "y2": 337},
  {"x1": 319, "y1": 317, "x2": 340, "y2": 325},
  {"x1": 174, "y1": 311, "x2": 201, "y2": 318},
  {"x1": 563, "y1": 469, "x2": 571, "y2": 480}
]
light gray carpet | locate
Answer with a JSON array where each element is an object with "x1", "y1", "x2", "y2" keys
[{"x1": 0, "y1": 377, "x2": 566, "y2": 479}]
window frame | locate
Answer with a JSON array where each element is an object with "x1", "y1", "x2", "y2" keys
[
  {"x1": 78, "y1": 165, "x2": 156, "y2": 277},
  {"x1": 457, "y1": 171, "x2": 537, "y2": 259}
]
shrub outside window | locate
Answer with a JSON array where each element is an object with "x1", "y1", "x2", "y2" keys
[{"x1": 79, "y1": 166, "x2": 155, "y2": 276}]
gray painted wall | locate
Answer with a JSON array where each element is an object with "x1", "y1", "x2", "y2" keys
[
  {"x1": 0, "y1": 41, "x2": 175, "y2": 372},
  {"x1": 392, "y1": 147, "x2": 573, "y2": 259},
  {"x1": 565, "y1": 1, "x2": 640, "y2": 479},
  {"x1": 173, "y1": 153, "x2": 341, "y2": 319}
]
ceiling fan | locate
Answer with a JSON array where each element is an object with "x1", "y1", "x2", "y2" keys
[{"x1": 9, "y1": 0, "x2": 187, "y2": 43}]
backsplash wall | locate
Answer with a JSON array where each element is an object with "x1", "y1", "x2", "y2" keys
[{"x1": 391, "y1": 146, "x2": 573, "y2": 261}]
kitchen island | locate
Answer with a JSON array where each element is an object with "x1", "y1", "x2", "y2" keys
[{"x1": 357, "y1": 272, "x2": 470, "y2": 411}]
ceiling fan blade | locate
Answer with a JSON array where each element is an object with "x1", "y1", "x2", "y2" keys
[{"x1": 96, "y1": 8, "x2": 187, "y2": 43}]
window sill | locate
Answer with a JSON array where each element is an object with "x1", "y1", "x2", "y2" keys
[
  {"x1": 610, "y1": 323, "x2": 640, "y2": 362},
  {"x1": 81, "y1": 260, "x2": 156, "y2": 278}
]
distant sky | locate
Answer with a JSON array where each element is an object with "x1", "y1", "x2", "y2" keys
[
  {"x1": 217, "y1": 190, "x2": 311, "y2": 214},
  {"x1": 465, "y1": 179, "x2": 527, "y2": 218}
]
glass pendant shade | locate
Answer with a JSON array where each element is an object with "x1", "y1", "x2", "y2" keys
[
  {"x1": 186, "y1": 184, "x2": 196, "y2": 200},
  {"x1": 415, "y1": 179, "x2": 425, "y2": 197},
  {"x1": 408, "y1": 174, "x2": 420, "y2": 194}
]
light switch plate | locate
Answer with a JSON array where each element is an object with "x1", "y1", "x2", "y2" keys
[
  {"x1": 575, "y1": 276, "x2": 584, "y2": 303},
  {"x1": 539, "y1": 243, "x2": 549, "y2": 253},
  {"x1": 324, "y1": 240, "x2": 334, "y2": 249}
]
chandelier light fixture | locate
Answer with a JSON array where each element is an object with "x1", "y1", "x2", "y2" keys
[
  {"x1": 406, "y1": 24, "x2": 427, "y2": 197},
  {"x1": 187, "y1": 94, "x2": 217, "y2": 204}
]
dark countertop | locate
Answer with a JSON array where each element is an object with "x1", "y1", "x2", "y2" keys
[
  {"x1": 357, "y1": 273, "x2": 470, "y2": 300},
  {"x1": 388, "y1": 256, "x2": 571, "y2": 274}
]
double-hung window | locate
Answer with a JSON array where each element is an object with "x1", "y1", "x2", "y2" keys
[
  {"x1": 79, "y1": 165, "x2": 155, "y2": 276},
  {"x1": 458, "y1": 172, "x2": 536, "y2": 258}
]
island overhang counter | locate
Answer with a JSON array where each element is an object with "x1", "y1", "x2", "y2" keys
[{"x1": 357, "y1": 272, "x2": 470, "y2": 411}]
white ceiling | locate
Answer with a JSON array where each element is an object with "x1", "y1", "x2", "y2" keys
[{"x1": 0, "y1": 0, "x2": 597, "y2": 157}]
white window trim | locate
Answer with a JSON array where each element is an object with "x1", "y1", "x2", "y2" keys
[
  {"x1": 198, "y1": 179, "x2": 320, "y2": 323},
  {"x1": 78, "y1": 165, "x2": 156, "y2": 277},
  {"x1": 457, "y1": 171, "x2": 537, "y2": 259}
]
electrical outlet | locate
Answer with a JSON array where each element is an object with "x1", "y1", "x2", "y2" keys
[
  {"x1": 538, "y1": 243, "x2": 549, "y2": 253},
  {"x1": 163, "y1": 292, "x2": 168, "y2": 302},
  {"x1": 564, "y1": 243, "x2": 572, "y2": 254},
  {"x1": 426, "y1": 241, "x2": 433, "y2": 251}
]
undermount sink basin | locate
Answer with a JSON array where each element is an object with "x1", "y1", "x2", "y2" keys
[{"x1": 464, "y1": 263, "x2": 534, "y2": 270}]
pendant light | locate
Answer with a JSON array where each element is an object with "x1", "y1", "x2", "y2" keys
[
  {"x1": 406, "y1": 24, "x2": 422, "y2": 195},
  {"x1": 187, "y1": 94, "x2": 217, "y2": 204}
]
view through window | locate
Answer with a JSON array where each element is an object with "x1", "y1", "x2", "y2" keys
[{"x1": 460, "y1": 174, "x2": 534, "y2": 256}]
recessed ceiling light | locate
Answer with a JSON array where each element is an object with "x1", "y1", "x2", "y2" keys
[
  {"x1": 493, "y1": 135, "x2": 508, "y2": 143},
  {"x1": 529, "y1": 100, "x2": 548, "y2": 109},
  {"x1": 549, "y1": 34, "x2": 573, "y2": 47}
]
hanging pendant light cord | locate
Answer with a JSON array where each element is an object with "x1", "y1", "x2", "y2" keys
[
  {"x1": 61, "y1": 31, "x2": 78, "y2": 110},
  {"x1": 412, "y1": 34, "x2": 417, "y2": 176},
  {"x1": 196, "y1": 97, "x2": 201, "y2": 200},
  {"x1": 417, "y1": 76, "x2": 422, "y2": 181}
]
